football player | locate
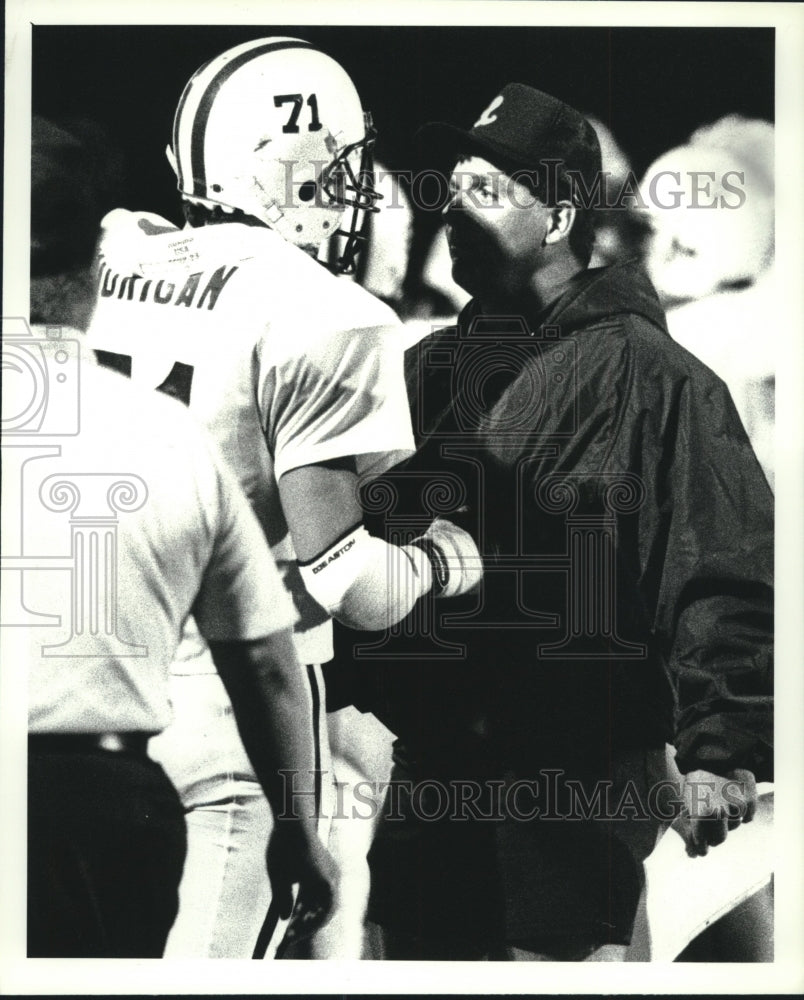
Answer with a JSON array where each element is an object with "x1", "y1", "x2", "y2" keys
[{"x1": 85, "y1": 37, "x2": 481, "y2": 958}]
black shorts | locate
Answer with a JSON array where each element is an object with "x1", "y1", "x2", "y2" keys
[{"x1": 367, "y1": 744, "x2": 668, "y2": 954}]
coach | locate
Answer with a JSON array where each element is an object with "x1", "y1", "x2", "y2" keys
[{"x1": 334, "y1": 83, "x2": 774, "y2": 961}]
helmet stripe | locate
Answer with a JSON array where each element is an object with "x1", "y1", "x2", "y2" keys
[
  {"x1": 172, "y1": 49, "x2": 221, "y2": 191},
  {"x1": 186, "y1": 39, "x2": 314, "y2": 199},
  {"x1": 172, "y1": 75, "x2": 200, "y2": 192}
]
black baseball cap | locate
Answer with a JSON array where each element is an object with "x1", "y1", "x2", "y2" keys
[{"x1": 417, "y1": 82, "x2": 602, "y2": 195}]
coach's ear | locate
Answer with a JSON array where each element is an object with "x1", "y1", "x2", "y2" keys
[
  {"x1": 165, "y1": 144, "x2": 179, "y2": 179},
  {"x1": 543, "y1": 201, "x2": 576, "y2": 245}
]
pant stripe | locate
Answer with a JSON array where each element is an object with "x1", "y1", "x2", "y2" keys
[
  {"x1": 251, "y1": 898, "x2": 281, "y2": 959},
  {"x1": 307, "y1": 663, "x2": 323, "y2": 812}
]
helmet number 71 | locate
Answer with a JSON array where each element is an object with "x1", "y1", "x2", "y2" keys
[{"x1": 274, "y1": 93, "x2": 323, "y2": 134}]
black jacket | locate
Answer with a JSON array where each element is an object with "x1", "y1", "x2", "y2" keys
[{"x1": 333, "y1": 260, "x2": 773, "y2": 780}]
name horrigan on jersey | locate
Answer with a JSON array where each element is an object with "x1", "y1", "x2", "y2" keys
[{"x1": 97, "y1": 261, "x2": 239, "y2": 310}]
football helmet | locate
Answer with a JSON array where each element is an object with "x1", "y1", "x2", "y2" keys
[{"x1": 167, "y1": 37, "x2": 380, "y2": 273}]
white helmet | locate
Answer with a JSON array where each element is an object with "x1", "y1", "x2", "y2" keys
[{"x1": 167, "y1": 37, "x2": 379, "y2": 273}]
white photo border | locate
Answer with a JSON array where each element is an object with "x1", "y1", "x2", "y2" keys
[{"x1": 3, "y1": 1, "x2": 802, "y2": 995}]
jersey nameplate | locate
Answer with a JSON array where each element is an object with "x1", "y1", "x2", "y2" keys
[{"x1": 97, "y1": 261, "x2": 239, "y2": 310}]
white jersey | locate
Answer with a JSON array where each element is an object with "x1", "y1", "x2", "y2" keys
[
  {"x1": 23, "y1": 359, "x2": 296, "y2": 734},
  {"x1": 85, "y1": 209, "x2": 414, "y2": 665}
]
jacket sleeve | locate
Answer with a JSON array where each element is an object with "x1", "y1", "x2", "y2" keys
[{"x1": 640, "y1": 360, "x2": 774, "y2": 780}]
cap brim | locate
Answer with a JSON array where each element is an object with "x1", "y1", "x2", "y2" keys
[{"x1": 414, "y1": 121, "x2": 534, "y2": 176}]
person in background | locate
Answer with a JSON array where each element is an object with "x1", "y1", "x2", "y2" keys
[
  {"x1": 585, "y1": 116, "x2": 651, "y2": 269},
  {"x1": 30, "y1": 115, "x2": 123, "y2": 334},
  {"x1": 641, "y1": 115, "x2": 775, "y2": 487}
]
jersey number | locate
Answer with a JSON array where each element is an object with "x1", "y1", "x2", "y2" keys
[
  {"x1": 274, "y1": 93, "x2": 323, "y2": 134},
  {"x1": 94, "y1": 350, "x2": 195, "y2": 406}
]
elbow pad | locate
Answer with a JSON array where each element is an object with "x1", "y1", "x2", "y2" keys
[
  {"x1": 298, "y1": 525, "x2": 434, "y2": 631},
  {"x1": 298, "y1": 519, "x2": 483, "y2": 631}
]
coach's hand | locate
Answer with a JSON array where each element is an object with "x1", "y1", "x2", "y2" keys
[
  {"x1": 267, "y1": 823, "x2": 338, "y2": 944},
  {"x1": 674, "y1": 768, "x2": 758, "y2": 858}
]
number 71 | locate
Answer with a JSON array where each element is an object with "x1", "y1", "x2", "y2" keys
[{"x1": 274, "y1": 93, "x2": 323, "y2": 134}]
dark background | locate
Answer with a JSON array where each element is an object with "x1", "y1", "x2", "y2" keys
[{"x1": 32, "y1": 25, "x2": 774, "y2": 227}]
